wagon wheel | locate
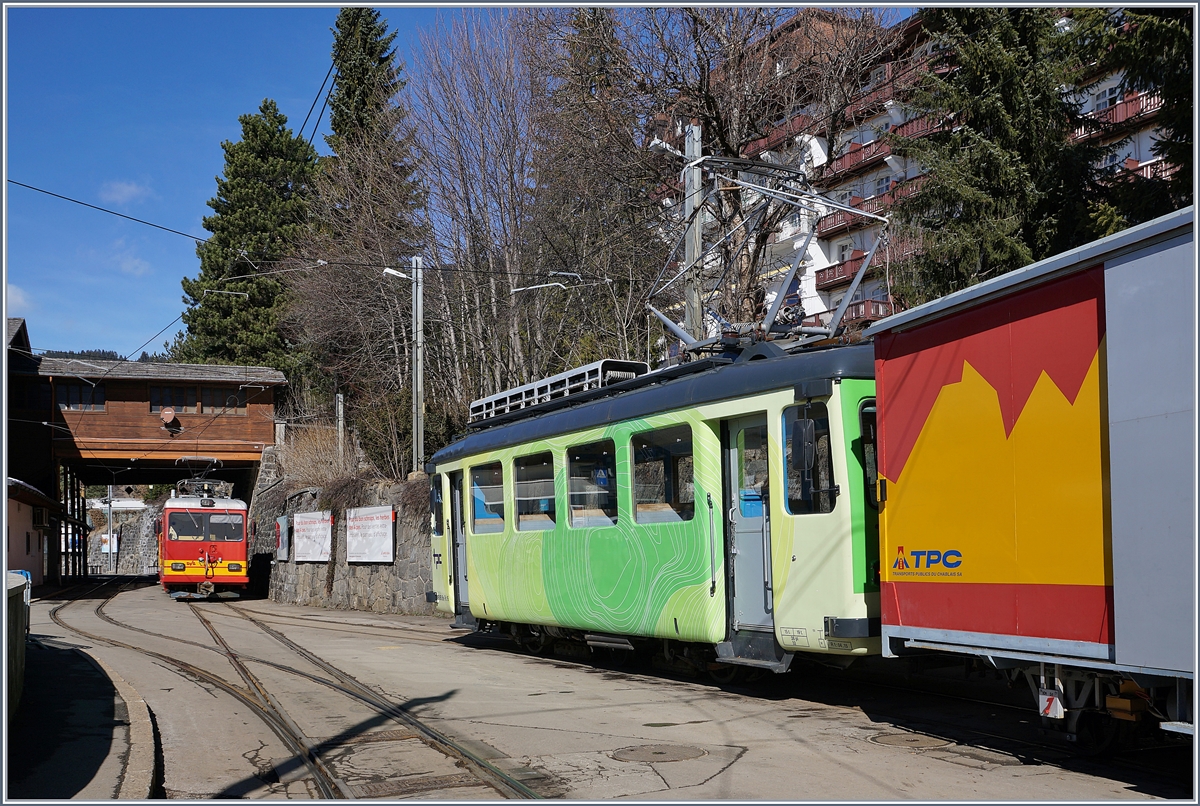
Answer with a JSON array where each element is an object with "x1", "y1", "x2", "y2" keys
[
  {"x1": 707, "y1": 663, "x2": 745, "y2": 685},
  {"x1": 521, "y1": 625, "x2": 552, "y2": 656}
]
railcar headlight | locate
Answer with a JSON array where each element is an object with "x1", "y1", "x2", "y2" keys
[
  {"x1": 170, "y1": 562, "x2": 186, "y2": 571},
  {"x1": 227, "y1": 563, "x2": 243, "y2": 572}
]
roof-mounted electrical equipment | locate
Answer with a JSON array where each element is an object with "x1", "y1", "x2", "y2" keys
[{"x1": 469, "y1": 359, "x2": 650, "y2": 424}]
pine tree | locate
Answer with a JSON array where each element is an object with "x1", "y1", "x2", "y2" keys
[
  {"x1": 327, "y1": 7, "x2": 402, "y2": 149},
  {"x1": 172, "y1": 99, "x2": 318, "y2": 372},
  {"x1": 886, "y1": 9, "x2": 1108, "y2": 304}
]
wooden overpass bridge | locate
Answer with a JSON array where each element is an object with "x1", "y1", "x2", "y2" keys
[{"x1": 7, "y1": 318, "x2": 287, "y2": 581}]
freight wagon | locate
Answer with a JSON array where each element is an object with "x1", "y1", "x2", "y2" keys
[{"x1": 866, "y1": 207, "x2": 1194, "y2": 741}]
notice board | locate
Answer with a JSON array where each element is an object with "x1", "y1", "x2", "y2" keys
[
  {"x1": 346, "y1": 505, "x2": 394, "y2": 563},
  {"x1": 293, "y1": 511, "x2": 332, "y2": 562}
]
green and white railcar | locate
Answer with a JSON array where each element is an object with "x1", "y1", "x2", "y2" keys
[{"x1": 427, "y1": 344, "x2": 881, "y2": 673}]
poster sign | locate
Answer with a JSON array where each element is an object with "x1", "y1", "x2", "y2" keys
[
  {"x1": 100, "y1": 532, "x2": 118, "y2": 554},
  {"x1": 276, "y1": 515, "x2": 290, "y2": 561},
  {"x1": 346, "y1": 505, "x2": 394, "y2": 563},
  {"x1": 293, "y1": 511, "x2": 332, "y2": 562}
]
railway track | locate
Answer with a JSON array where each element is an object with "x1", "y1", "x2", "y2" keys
[
  {"x1": 48, "y1": 581, "x2": 540, "y2": 799},
  {"x1": 233, "y1": 604, "x2": 1194, "y2": 778}
]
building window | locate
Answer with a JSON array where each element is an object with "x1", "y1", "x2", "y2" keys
[
  {"x1": 202, "y1": 386, "x2": 247, "y2": 414},
  {"x1": 470, "y1": 462, "x2": 505, "y2": 534},
  {"x1": 632, "y1": 425, "x2": 694, "y2": 524},
  {"x1": 10, "y1": 381, "x2": 52, "y2": 412},
  {"x1": 515, "y1": 452, "x2": 556, "y2": 531},
  {"x1": 1094, "y1": 85, "x2": 1121, "y2": 112},
  {"x1": 837, "y1": 241, "x2": 855, "y2": 263},
  {"x1": 150, "y1": 385, "x2": 246, "y2": 415},
  {"x1": 783, "y1": 402, "x2": 838, "y2": 514},
  {"x1": 568, "y1": 439, "x2": 618, "y2": 528},
  {"x1": 150, "y1": 385, "x2": 196, "y2": 414},
  {"x1": 875, "y1": 174, "x2": 893, "y2": 197},
  {"x1": 57, "y1": 383, "x2": 105, "y2": 411}
]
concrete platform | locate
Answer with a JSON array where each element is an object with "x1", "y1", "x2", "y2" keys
[{"x1": 6, "y1": 584, "x2": 154, "y2": 800}]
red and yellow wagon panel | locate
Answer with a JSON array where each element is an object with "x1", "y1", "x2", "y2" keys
[{"x1": 874, "y1": 267, "x2": 1112, "y2": 658}]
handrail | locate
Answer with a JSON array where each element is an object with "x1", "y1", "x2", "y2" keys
[{"x1": 707, "y1": 493, "x2": 717, "y2": 597}]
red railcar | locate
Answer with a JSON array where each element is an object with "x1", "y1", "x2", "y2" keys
[{"x1": 156, "y1": 480, "x2": 249, "y2": 599}]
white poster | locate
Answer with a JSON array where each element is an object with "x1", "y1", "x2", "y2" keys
[
  {"x1": 293, "y1": 511, "x2": 332, "y2": 562},
  {"x1": 100, "y1": 532, "x2": 118, "y2": 554},
  {"x1": 346, "y1": 505, "x2": 394, "y2": 563}
]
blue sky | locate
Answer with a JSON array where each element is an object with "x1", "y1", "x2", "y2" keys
[{"x1": 5, "y1": 6, "x2": 442, "y2": 356}]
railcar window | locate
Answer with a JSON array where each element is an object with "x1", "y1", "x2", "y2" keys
[
  {"x1": 633, "y1": 425, "x2": 694, "y2": 524},
  {"x1": 168, "y1": 512, "x2": 205, "y2": 541},
  {"x1": 860, "y1": 402, "x2": 879, "y2": 509},
  {"x1": 430, "y1": 474, "x2": 444, "y2": 536},
  {"x1": 167, "y1": 512, "x2": 243, "y2": 541},
  {"x1": 568, "y1": 439, "x2": 619, "y2": 527},
  {"x1": 739, "y1": 424, "x2": 770, "y2": 518},
  {"x1": 470, "y1": 462, "x2": 506, "y2": 534},
  {"x1": 783, "y1": 403, "x2": 837, "y2": 514},
  {"x1": 208, "y1": 513, "x2": 245, "y2": 541},
  {"x1": 515, "y1": 452, "x2": 556, "y2": 531}
]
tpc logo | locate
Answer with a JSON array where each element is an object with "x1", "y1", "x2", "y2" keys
[{"x1": 894, "y1": 548, "x2": 963, "y2": 569}]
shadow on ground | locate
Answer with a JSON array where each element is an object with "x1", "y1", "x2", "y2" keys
[{"x1": 7, "y1": 636, "x2": 119, "y2": 799}]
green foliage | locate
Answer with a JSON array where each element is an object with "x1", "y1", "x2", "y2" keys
[
  {"x1": 41, "y1": 348, "x2": 122, "y2": 361},
  {"x1": 172, "y1": 99, "x2": 318, "y2": 373},
  {"x1": 886, "y1": 9, "x2": 1109, "y2": 304},
  {"x1": 327, "y1": 7, "x2": 402, "y2": 148}
]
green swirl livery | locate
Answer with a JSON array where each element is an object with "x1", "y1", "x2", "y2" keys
[{"x1": 429, "y1": 345, "x2": 880, "y2": 672}]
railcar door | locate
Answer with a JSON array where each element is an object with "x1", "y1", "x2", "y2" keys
[
  {"x1": 449, "y1": 471, "x2": 469, "y2": 615},
  {"x1": 724, "y1": 414, "x2": 773, "y2": 631}
]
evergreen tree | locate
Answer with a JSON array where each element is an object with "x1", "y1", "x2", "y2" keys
[
  {"x1": 327, "y1": 7, "x2": 402, "y2": 148},
  {"x1": 886, "y1": 9, "x2": 1108, "y2": 304},
  {"x1": 172, "y1": 99, "x2": 318, "y2": 372}
]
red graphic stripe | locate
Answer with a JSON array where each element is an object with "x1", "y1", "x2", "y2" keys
[
  {"x1": 882, "y1": 580, "x2": 1113, "y2": 645},
  {"x1": 875, "y1": 267, "x2": 1105, "y2": 481}
]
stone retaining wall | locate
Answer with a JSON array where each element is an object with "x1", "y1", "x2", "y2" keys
[
  {"x1": 86, "y1": 507, "x2": 158, "y2": 576},
  {"x1": 248, "y1": 451, "x2": 437, "y2": 616}
]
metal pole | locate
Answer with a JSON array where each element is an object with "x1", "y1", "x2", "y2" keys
[
  {"x1": 335, "y1": 393, "x2": 345, "y2": 460},
  {"x1": 412, "y1": 255, "x2": 425, "y2": 476},
  {"x1": 683, "y1": 122, "x2": 703, "y2": 342},
  {"x1": 107, "y1": 486, "x2": 114, "y2": 574}
]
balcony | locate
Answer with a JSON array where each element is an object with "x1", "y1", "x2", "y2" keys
[
  {"x1": 823, "y1": 115, "x2": 939, "y2": 182},
  {"x1": 826, "y1": 139, "x2": 890, "y2": 178},
  {"x1": 842, "y1": 299, "x2": 897, "y2": 325},
  {"x1": 744, "y1": 114, "x2": 814, "y2": 159},
  {"x1": 815, "y1": 251, "x2": 867, "y2": 290},
  {"x1": 1127, "y1": 158, "x2": 1177, "y2": 181},
  {"x1": 1073, "y1": 92, "x2": 1163, "y2": 141},
  {"x1": 816, "y1": 175, "x2": 926, "y2": 238}
]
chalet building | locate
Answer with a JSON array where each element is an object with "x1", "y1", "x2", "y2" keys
[{"x1": 6, "y1": 317, "x2": 286, "y2": 582}]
